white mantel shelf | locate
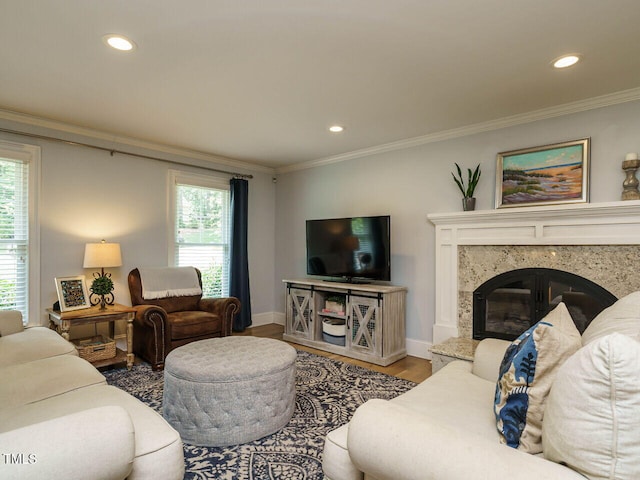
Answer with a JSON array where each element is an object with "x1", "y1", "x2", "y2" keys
[
  {"x1": 428, "y1": 199, "x2": 640, "y2": 224},
  {"x1": 427, "y1": 200, "x2": 640, "y2": 344}
]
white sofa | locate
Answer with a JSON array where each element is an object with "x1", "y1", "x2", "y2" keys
[
  {"x1": 323, "y1": 294, "x2": 640, "y2": 480},
  {"x1": 0, "y1": 311, "x2": 185, "y2": 480}
]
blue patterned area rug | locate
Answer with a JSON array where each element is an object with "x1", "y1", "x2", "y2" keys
[{"x1": 104, "y1": 350, "x2": 416, "y2": 480}]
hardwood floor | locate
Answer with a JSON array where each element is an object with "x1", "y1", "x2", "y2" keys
[{"x1": 233, "y1": 323, "x2": 432, "y2": 384}]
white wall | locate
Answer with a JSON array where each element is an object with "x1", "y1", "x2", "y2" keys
[
  {"x1": 0, "y1": 120, "x2": 277, "y2": 329},
  {"x1": 274, "y1": 100, "x2": 640, "y2": 358}
]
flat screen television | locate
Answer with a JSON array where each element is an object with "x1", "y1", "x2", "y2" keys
[{"x1": 306, "y1": 215, "x2": 391, "y2": 282}]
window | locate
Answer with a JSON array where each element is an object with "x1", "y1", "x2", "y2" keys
[
  {"x1": 0, "y1": 141, "x2": 40, "y2": 324},
  {"x1": 169, "y1": 171, "x2": 230, "y2": 297}
]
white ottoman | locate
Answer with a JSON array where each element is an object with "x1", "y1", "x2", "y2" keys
[{"x1": 162, "y1": 336, "x2": 297, "y2": 447}]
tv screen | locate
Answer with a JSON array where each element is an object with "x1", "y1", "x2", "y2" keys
[{"x1": 306, "y1": 215, "x2": 391, "y2": 282}]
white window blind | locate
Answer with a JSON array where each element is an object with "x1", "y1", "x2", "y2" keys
[
  {"x1": 0, "y1": 156, "x2": 29, "y2": 318},
  {"x1": 170, "y1": 171, "x2": 230, "y2": 297}
]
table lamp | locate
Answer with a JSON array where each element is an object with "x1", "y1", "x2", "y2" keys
[{"x1": 83, "y1": 240, "x2": 122, "y2": 310}]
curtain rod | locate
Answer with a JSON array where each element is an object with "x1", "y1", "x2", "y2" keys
[{"x1": 0, "y1": 127, "x2": 253, "y2": 179}]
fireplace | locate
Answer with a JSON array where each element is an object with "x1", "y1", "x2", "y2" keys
[
  {"x1": 472, "y1": 268, "x2": 617, "y2": 341},
  {"x1": 428, "y1": 202, "x2": 640, "y2": 345}
]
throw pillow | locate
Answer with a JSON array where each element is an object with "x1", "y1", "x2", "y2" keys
[
  {"x1": 581, "y1": 291, "x2": 640, "y2": 346},
  {"x1": 494, "y1": 302, "x2": 581, "y2": 453},
  {"x1": 542, "y1": 333, "x2": 640, "y2": 480}
]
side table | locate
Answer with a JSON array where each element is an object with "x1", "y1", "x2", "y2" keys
[{"x1": 47, "y1": 303, "x2": 135, "y2": 370}]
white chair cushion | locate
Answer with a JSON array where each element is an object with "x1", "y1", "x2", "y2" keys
[
  {"x1": 581, "y1": 291, "x2": 640, "y2": 346},
  {"x1": 542, "y1": 333, "x2": 640, "y2": 480},
  {"x1": 494, "y1": 302, "x2": 581, "y2": 453}
]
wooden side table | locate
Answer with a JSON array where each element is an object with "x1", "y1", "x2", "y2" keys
[{"x1": 47, "y1": 303, "x2": 135, "y2": 370}]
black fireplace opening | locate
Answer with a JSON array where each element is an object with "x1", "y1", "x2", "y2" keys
[{"x1": 473, "y1": 268, "x2": 617, "y2": 341}]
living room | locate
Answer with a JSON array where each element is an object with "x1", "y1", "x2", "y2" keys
[
  {"x1": 3, "y1": 94, "x2": 639, "y2": 357},
  {"x1": 2, "y1": 2, "x2": 640, "y2": 479}
]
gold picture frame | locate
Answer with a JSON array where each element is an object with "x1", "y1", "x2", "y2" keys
[
  {"x1": 496, "y1": 138, "x2": 590, "y2": 208},
  {"x1": 55, "y1": 275, "x2": 90, "y2": 312}
]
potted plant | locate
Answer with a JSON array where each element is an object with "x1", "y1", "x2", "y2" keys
[
  {"x1": 90, "y1": 274, "x2": 114, "y2": 310},
  {"x1": 324, "y1": 295, "x2": 346, "y2": 314},
  {"x1": 452, "y1": 163, "x2": 481, "y2": 211}
]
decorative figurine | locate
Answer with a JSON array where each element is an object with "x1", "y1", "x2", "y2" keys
[{"x1": 622, "y1": 152, "x2": 640, "y2": 201}]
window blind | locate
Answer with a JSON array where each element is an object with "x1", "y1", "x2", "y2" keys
[
  {"x1": 174, "y1": 181, "x2": 230, "y2": 297},
  {"x1": 0, "y1": 157, "x2": 29, "y2": 317}
]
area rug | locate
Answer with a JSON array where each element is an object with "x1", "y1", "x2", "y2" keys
[{"x1": 104, "y1": 350, "x2": 416, "y2": 480}]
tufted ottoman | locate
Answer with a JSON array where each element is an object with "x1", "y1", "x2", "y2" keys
[{"x1": 162, "y1": 336, "x2": 297, "y2": 447}]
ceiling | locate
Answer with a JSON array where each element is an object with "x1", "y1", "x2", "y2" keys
[{"x1": 1, "y1": 0, "x2": 640, "y2": 170}]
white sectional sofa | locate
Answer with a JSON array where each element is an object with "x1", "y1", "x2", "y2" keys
[
  {"x1": 323, "y1": 294, "x2": 640, "y2": 480},
  {"x1": 0, "y1": 311, "x2": 185, "y2": 480}
]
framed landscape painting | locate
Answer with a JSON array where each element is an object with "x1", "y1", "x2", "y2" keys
[{"x1": 495, "y1": 138, "x2": 590, "y2": 208}]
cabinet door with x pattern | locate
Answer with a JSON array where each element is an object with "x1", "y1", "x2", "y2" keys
[
  {"x1": 347, "y1": 295, "x2": 382, "y2": 357},
  {"x1": 286, "y1": 287, "x2": 313, "y2": 340}
]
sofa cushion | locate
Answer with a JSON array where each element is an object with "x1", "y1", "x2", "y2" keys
[
  {"x1": 581, "y1": 291, "x2": 640, "y2": 346},
  {"x1": 393, "y1": 360, "x2": 500, "y2": 441},
  {"x1": 0, "y1": 355, "x2": 106, "y2": 408},
  {"x1": 0, "y1": 310, "x2": 24, "y2": 336},
  {"x1": 494, "y1": 302, "x2": 581, "y2": 453},
  {"x1": 472, "y1": 338, "x2": 511, "y2": 382},
  {"x1": 0, "y1": 327, "x2": 77, "y2": 367},
  {"x1": 0, "y1": 406, "x2": 135, "y2": 480},
  {"x1": 0, "y1": 384, "x2": 184, "y2": 479},
  {"x1": 322, "y1": 424, "x2": 363, "y2": 480},
  {"x1": 542, "y1": 333, "x2": 640, "y2": 480}
]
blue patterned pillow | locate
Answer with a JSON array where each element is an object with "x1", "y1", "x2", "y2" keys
[{"x1": 494, "y1": 302, "x2": 581, "y2": 453}]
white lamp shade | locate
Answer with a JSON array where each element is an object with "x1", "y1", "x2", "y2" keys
[{"x1": 83, "y1": 242, "x2": 122, "y2": 268}]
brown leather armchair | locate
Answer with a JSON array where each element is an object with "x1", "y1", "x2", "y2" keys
[{"x1": 128, "y1": 267, "x2": 241, "y2": 370}]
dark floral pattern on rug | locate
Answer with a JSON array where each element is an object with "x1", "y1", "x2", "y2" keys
[{"x1": 104, "y1": 349, "x2": 416, "y2": 479}]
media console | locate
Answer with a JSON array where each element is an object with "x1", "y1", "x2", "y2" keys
[{"x1": 283, "y1": 278, "x2": 407, "y2": 366}]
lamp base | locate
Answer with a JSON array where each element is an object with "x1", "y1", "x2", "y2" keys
[{"x1": 90, "y1": 292, "x2": 114, "y2": 310}]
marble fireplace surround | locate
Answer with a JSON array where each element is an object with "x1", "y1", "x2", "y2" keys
[{"x1": 428, "y1": 200, "x2": 640, "y2": 346}]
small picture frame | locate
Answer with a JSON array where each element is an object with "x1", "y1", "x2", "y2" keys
[
  {"x1": 55, "y1": 275, "x2": 90, "y2": 312},
  {"x1": 496, "y1": 138, "x2": 590, "y2": 208}
]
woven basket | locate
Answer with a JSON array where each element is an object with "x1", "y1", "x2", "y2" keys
[{"x1": 73, "y1": 335, "x2": 116, "y2": 362}]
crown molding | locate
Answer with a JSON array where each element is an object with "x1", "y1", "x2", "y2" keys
[
  {"x1": 276, "y1": 86, "x2": 640, "y2": 175},
  {"x1": 0, "y1": 108, "x2": 275, "y2": 175},
  {"x1": 3, "y1": 85, "x2": 639, "y2": 177}
]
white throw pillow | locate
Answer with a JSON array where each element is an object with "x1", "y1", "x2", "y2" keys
[
  {"x1": 581, "y1": 291, "x2": 640, "y2": 345},
  {"x1": 494, "y1": 302, "x2": 581, "y2": 453},
  {"x1": 542, "y1": 333, "x2": 640, "y2": 480}
]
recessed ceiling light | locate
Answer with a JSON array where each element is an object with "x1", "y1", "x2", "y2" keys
[
  {"x1": 552, "y1": 54, "x2": 581, "y2": 69},
  {"x1": 329, "y1": 125, "x2": 345, "y2": 133},
  {"x1": 102, "y1": 34, "x2": 136, "y2": 51}
]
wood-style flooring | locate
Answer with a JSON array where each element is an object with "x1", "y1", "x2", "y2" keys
[{"x1": 233, "y1": 323, "x2": 432, "y2": 384}]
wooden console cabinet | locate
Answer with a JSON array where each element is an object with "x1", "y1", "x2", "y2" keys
[{"x1": 283, "y1": 279, "x2": 407, "y2": 366}]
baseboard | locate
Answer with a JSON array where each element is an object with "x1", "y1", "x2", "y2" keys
[
  {"x1": 406, "y1": 338, "x2": 432, "y2": 360},
  {"x1": 251, "y1": 312, "x2": 285, "y2": 327},
  {"x1": 272, "y1": 312, "x2": 285, "y2": 325}
]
